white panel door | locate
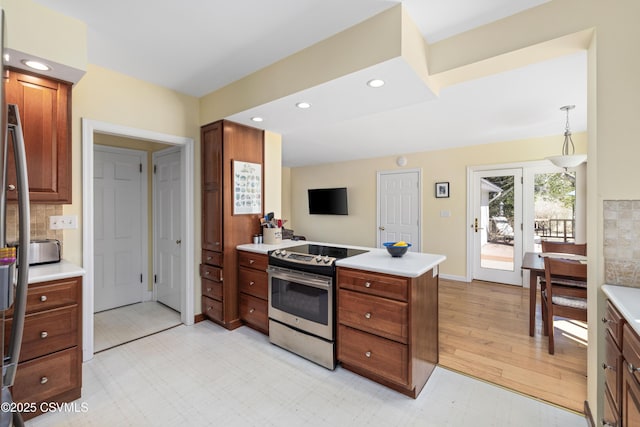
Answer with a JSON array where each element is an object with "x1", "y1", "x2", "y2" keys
[
  {"x1": 471, "y1": 168, "x2": 523, "y2": 285},
  {"x1": 94, "y1": 146, "x2": 145, "y2": 312},
  {"x1": 154, "y1": 148, "x2": 182, "y2": 312},
  {"x1": 377, "y1": 170, "x2": 420, "y2": 251}
]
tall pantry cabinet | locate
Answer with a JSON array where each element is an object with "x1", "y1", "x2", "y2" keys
[{"x1": 200, "y1": 120, "x2": 263, "y2": 329}]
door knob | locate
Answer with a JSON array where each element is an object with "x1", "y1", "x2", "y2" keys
[
  {"x1": 379, "y1": 226, "x2": 385, "y2": 231},
  {"x1": 176, "y1": 239, "x2": 182, "y2": 245}
]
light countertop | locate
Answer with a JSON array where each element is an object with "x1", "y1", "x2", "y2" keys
[
  {"x1": 28, "y1": 260, "x2": 85, "y2": 284},
  {"x1": 237, "y1": 240, "x2": 446, "y2": 278},
  {"x1": 602, "y1": 284, "x2": 640, "y2": 336}
]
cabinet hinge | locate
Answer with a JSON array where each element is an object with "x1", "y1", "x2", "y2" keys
[
  {"x1": 154, "y1": 274, "x2": 157, "y2": 283},
  {"x1": 140, "y1": 274, "x2": 143, "y2": 283},
  {"x1": 521, "y1": 176, "x2": 523, "y2": 184},
  {"x1": 153, "y1": 164, "x2": 157, "y2": 174},
  {"x1": 139, "y1": 163, "x2": 142, "y2": 173}
]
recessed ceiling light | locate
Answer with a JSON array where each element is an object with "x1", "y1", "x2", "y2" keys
[
  {"x1": 367, "y1": 79, "x2": 385, "y2": 88},
  {"x1": 21, "y1": 59, "x2": 51, "y2": 71},
  {"x1": 296, "y1": 102, "x2": 311, "y2": 109},
  {"x1": 251, "y1": 117, "x2": 263, "y2": 122}
]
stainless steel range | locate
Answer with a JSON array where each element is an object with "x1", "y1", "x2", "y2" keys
[{"x1": 267, "y1": 244, "x2": 367, "y2": 369}]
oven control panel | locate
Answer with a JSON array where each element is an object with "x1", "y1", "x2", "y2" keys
[{"x1": 271, "y1": 249, "x2": 336, "y2": 266}]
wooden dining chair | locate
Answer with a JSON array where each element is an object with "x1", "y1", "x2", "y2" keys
[
  {"x1": 539, "y1": 240, "x2": 587, "y2": 292},
  {"x1": 541, "y1": 257, "x2": 587, "y2": 354}
]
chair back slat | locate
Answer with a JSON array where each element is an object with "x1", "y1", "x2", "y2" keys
[{"x1": 541, "y1": 241, "x2": 587, "y2": 256}]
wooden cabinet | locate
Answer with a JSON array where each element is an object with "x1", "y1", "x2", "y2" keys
[
  {"x1": 622, "y1": 323, "x2": 640, "y2": 427},
  {"x1": 5, "y1": 68, "x2": 72, "y2": 203},
  {"x1": 336, "y1": 267, "x2": 438, "y2": 398},
  {"x1": 603, "y1": 301, "x2": 624, "y2": 427},
  {"x1": 200, "y1": 120, "x2": 263, "y2": 329},
  {"x1": 4, "y1": 276, "x2": 82, "y2": 420},
  {"x1": 237, "y1": 251, "x2": 269, "y2": 334}
]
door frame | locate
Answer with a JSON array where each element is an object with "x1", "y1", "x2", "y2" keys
[
  {"x1": 152, "y1": 146, "x2": 182, "y2": 308},
  {"x1": 466, "y1": 160, "x2": 586, "y2": 284},
  {"x1": 376, "y1": 168, "x2": 422, "y2": 251},
  {"x1": 82, "y1": 119, "x2": 195, "y2": 361},
  {"x1": 93, "y1": 144, "x2": 149, "y2": 308}
]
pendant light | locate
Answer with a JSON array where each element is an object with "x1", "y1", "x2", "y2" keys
[{"x1": 546, "y1": 105, "x2": 587, "y2": 169}]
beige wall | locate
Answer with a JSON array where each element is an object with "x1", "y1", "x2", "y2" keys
[{"x1": 287, "y1": 132, "x2": 586, "y2": 277}]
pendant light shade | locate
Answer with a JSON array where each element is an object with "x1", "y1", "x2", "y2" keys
[{"x1": 546, "y1": 105, "x2": 586, "y2": 168}]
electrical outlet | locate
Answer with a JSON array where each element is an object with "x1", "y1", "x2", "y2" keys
[{"x1": 50, "y1": 215, "x2": 78, "y2": 230}]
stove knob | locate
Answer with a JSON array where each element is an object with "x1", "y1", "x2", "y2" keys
[
  {"x1": 315, "y1": 256, "x2": 323, "y2": 263},
  {"x1": 274, "y1": 250, "x2": 280, "y2": 256},
  {"x1": 280, "y1": 250, "x2": 287, "y2": 257},
  {"x1": 323, "y1": 256, "x2": 331, "y2": 264}
]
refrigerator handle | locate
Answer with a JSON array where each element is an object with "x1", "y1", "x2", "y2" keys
[{"x1": 4, "y1": 104, "x2": 30, "y2": 387}]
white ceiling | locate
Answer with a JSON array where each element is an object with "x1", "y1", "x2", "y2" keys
[{"x1": 32, "y1": 0, "x2": 586, "y2": 168}]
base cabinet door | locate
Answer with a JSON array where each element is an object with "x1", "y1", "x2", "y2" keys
[{"x1": 622, "y1": 363, "x2": 640, "y2": 427}]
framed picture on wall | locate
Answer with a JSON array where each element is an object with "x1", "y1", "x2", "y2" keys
[
  {"x1": 233, "y1": 160, "x2": 262, "y2": 214},
  {"x1": 435, "y1": 182, "x2": 450, "y2": 198}
]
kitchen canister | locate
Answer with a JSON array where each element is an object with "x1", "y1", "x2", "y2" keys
[{"x1": 263, "y1": 228, "x2": 282, "y2": 244}]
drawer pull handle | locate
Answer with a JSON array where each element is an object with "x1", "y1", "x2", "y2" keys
[
  {"x1": 205, "y1": 271, "x2": 210, "y2": 276},
  {"x1": 206, "y1": 287, "x2": 212, "y2": 293},
  {"x1": 215, "y1": 242, "x2": 220, "y2": 246},
  {"x1": 365, "y1": 351, "x2": 372, "y2": 358},
  {"x1": 40, "y1": 331, "x2": 48, "y2": 339},
  {"x1": 602, "y1": 362, "x2": 615, "y2": 371},
  {"x1": 602, "y1": 420, "x2": 615, "y2": 427},
  {"x1": 206, "y1": 256, "x2": 212, "y2": 261},
  {"x1": 628, "y1": 362, "x2": 640, "y2": 373},
  {"x1": 249, "y1": 281, "x2": 255, "y2": 286},
  {"x1": 249, "y1": 308, "x2": 255, "y2": 314},
  {"x1": 249, "y1": 259, "x2": 255, "y2": 264},
  {"x1": 602, "y1": 317, "x2": 615, "y2": 325},
  {"x1": 364, "y1": 282, "x2": 371, "y2": 288},
  {"x1": 207, "y1": 306, "x2": 212, "y2": 311},
  {"x1": 40, "y1": 295, "x2": 47, "y2": 302},
  {"x1": 364, "y1": 312, "x2": 371, "y2": 319},
  {"x1": 40, "y1": 377, "x2": 48, "y2": 385}
]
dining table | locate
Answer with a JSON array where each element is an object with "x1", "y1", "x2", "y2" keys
[{"x1": 521, "y1": 252, "x2": 545, "y2": 337}]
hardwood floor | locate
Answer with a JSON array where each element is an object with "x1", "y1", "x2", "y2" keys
[{"x1": 438, "y1": 278, "x2": 587, "y2": 413}]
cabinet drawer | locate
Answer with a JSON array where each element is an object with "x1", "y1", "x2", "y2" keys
[
  {"x1": 202, "y1": 278, "x2": 223, "y2": 301},
  {"x1": 338, "y1": 324, "x2": 408, "y2": 387},
  {"x1": 202, "y1": 250, "x2": 222, "y2": 267},
  {"x1": 200, "y1": 264, "x2": 222, "y2": 282},
  {"x1": 12, "y1": 347, "x2": 80, "y2": 404},
  {"x1": 338, "y1": 289, "x2": 408, "y2": 343},
  {"x1": 605, "y1": 329, "x2": 622, "y2": 410},
  {"x1": 5, "y1": 306, "x2": 79, "y2": 362},
  {"x1": 238, "y1": 251, "x2": 268, "y2": 271},
  {"x1": 239, "y1": 293, "x2": 268, "y2": 332},
  {"x1": 604, "y1": 385, "x2": 620, "y2": 427},
  {"x1": 605, "y1": 300, "x2": 624, "y2": 348},
  {"x1": 238, "y1": 267, "x2": 268, "y2": 300},
  {"x1": 202, "y1": 296, "x2": 223, "y2": 322},
  {"x1": 337, "y1": 268, "x2": 408, "y2": 302},
  {"x1": 6, "y1": 278, "x2": 80, "y2": 317}
]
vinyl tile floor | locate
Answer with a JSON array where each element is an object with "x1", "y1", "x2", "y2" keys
[
  {"x1": 27, "y1": 322, "x2": 586, "y2": 427},
  {"x1": 93, "y1": 301, "x2": 181, "y2": 353}
]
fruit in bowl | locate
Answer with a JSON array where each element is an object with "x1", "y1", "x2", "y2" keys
[{"x1": 383, "y1": 241, "x2": 412, "y2": 257}]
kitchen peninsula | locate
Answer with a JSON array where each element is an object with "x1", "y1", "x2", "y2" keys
[{"x1": 237, "y1": 240, "x2": 445, "y2": 398}]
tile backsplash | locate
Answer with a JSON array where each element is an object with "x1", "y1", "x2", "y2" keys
[
  {"x1": 6, "y1": 204, "x2": 63, "y2": 243},
  {"x1": 604, "y1": 200, "x2": 640, "y2": 287}
]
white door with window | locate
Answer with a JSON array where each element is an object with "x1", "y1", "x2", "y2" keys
[
  {"x1": 94, "y1": 146, "x2": 147, "y2": 312},
  {"x1": 377, "y1": 170, "x2": 421, "y2": 250},
  {"x1": 154, "y1": 148, "x2": 182, "y2": 312},
  {"x1": 471, "y1": 168, "x2": 523, "y2": 285}
]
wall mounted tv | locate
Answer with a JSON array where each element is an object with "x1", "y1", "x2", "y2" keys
[{"x1": 308, "y1": 187, "x2": 348, "y2": 215}]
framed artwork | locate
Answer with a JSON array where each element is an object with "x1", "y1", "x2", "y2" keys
[
  {"x1": 435, "y1": 182, "x2": 450, "y2": 198},
  {"x1": 233, "y1": 160, "x2": 262, "y2": 214}
]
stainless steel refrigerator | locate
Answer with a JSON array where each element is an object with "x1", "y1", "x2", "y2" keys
[{"x1": 0, "y1": 9, "x2": 31, "y2": 427}]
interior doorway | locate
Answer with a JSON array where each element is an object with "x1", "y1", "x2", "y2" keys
[
  {"x1": 376, "y1": 169, "x2": 421, "y2": 250},
  {"x1": 81, "y1": 119, "x2": 195, "y2": 361}
]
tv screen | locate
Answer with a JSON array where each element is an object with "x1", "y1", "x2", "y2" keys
[{"x1": 308, "y1": 187, "x2": 348, "y2": 215}]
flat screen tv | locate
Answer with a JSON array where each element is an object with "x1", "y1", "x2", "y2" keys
[{"x1": 308, "y1": 187, "x2": 348, "y2": 215}]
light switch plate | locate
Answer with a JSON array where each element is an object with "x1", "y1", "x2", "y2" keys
[{"x1": 50, "y1": 215, "x2": 78, "y2": 230}]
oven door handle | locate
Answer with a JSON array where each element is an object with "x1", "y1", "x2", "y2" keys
[{"x1": 268, "y1": 267, "x2": 332, "y2": 290}]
